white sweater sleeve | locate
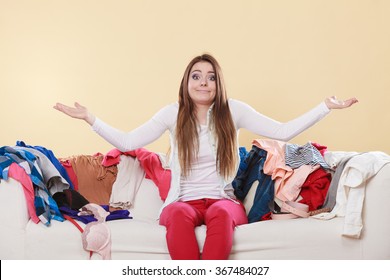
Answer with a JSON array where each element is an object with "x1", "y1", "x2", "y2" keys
[
  {"x1": 91, "y1": 104, "x2": 177, "y2": 152},
  {"x1": 230, "y1": 99, "x2": 330, "y2": 142}
]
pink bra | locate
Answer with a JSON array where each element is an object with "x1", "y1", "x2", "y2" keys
[{"x1": 78, "y1": 203, "x2": 111, "y2": 260}]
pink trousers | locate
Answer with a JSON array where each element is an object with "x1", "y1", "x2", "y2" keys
[{"x1": 159, "y1": 198, "x2": 248, "y2": 260}]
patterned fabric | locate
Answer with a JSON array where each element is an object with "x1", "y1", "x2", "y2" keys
[
  {"x1": 16, "y1": 141, "x2": 75, "y2": 189},
  {"x1": 285, "y1": 142, "x2": 330, "y2": 170},
  {"x1": 0, "y1": 155, "x2": 13, "y2": 180},
  {"x1": 0, "y1": 146, "x2": 64, "y2": 225}
]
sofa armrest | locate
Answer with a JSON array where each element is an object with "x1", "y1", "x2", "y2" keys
[
  {"x1": 0, "y1": 178, "x2": 30, "y2": 259},
  {"x1": 0, "y1": 178, "x2": 30, "y2": 229},
  {"x1": 361, "y1": 163, "x2": 390, "y2": 258}
]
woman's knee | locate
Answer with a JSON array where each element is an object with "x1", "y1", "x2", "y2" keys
[
  {"x1": 206, "y1": 200, "x2": 247, "y2": 225},
  {"x1": 206, "y1": 203, "x2": 232, "y2": 223}
]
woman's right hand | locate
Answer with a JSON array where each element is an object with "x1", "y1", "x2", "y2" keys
[{"x1": 53, "y1": 102, "x2": 96, "y2": 125}]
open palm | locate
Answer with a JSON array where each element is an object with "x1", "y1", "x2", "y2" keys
[
  {"x1": 325, "y1": 96, "x2": 358, "y2": 109},
  {"x1": 53, "y1": 102, "x2": 95, "y2": 124}
]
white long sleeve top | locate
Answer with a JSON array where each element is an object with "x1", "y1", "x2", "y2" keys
[{"x1": 92, "y1": 99, "x2": 330, "y2": 218}]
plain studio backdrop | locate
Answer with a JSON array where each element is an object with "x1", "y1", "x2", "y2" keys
[{"x1": 1, "y1": 0, "x2": 389, "y2": 157}]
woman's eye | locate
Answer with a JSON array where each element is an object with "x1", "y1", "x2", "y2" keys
[
  {"x1": 208, "y1": 75, "x2": 216, "y2": 81},
  {"x1": 191, "y1": 74, "x2": 200, "y2": 80}
]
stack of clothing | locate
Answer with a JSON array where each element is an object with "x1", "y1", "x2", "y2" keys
[{"x1": 233, "y1": 139, "x2": 332, "y2": 223}]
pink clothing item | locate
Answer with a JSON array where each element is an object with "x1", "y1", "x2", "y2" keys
[
  {"x1": 78, "y1": 203, "x2": 111, "y2": 260},
  {"x1": 102, "y1": 148, "x2": 171, "y2": 201},
  {"x1": 281, "y1": 164, "x2": 320, "y2": 201},
  {"x1": 252, "y1": 139, "x2": 292, "y2": 200},
  {"x1": 8, "y1": 163, "x2": 40, "y2": 223},
  {"x1": 252, "y1": 139, "x2": 320, "y2": 202}
]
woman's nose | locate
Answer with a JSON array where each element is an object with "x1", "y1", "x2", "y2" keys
[{"x1": 200, "y1": 78, "x2": 207, "y2": 86}]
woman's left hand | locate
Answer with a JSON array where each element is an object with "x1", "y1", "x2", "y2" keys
[{"x1": 325, "y1": 96, "x2": 359, "y2": 109}]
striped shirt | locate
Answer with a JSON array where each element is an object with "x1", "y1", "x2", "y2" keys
[{"x1": 285, "y1": 142, "x2": 330, "y2": 169}]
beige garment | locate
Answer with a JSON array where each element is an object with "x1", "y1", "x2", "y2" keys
[
  {"x1": 109, "y1": 155, "x2": 145, "y2": 209},
  {"x1": 61, "y1": 154, "x2": 117, "y2": 205}
]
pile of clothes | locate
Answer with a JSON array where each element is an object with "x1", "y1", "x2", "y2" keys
[
  {"x1": 233, "y1": 139, "x2": 332, "y2": 223},
  {"x1": 232, "y1": 138, "x2": 390, "y2": 239},
  {"x1": 0, "y1": 140, "x2": 171, "y2": 259}
]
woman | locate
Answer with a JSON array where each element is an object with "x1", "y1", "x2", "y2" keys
[{"x1": 54, "y1": 53, "x2": 358, "y2": 260}]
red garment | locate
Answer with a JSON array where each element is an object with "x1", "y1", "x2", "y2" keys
[
  {"x1": 159, "y1": 199, "x2": 247, "y2": 260},
  {"x1": 260, "y1": 212, "x2": 272, "y2": 221},
  {"x1": 102, "y1": 148, "x2": 171, "y2": 201},
  {"x1": 261, "y1": 166, "x2": 331, "y2": 220},
  {"x1": 298, "y1": 168, "x2": 331, "y2": 211},
  {"x1": 311, "y1": 142, "x2": 328, "y2": 156},
  {"x1": 59, "y1": 160, "x2": 79, "y2": 191}
]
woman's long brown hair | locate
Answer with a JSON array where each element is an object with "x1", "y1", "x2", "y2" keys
[{"x1": 176, "y1": 54, "x2": 238, "y2": 180}]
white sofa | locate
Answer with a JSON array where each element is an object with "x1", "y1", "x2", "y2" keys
[{"x1": 1, "y1": 151, "x2": 390, "y2": 260}]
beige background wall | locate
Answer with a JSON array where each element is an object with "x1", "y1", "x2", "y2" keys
[{"x1": 1, "y1": 0, "x2": 389, "y2": 157}]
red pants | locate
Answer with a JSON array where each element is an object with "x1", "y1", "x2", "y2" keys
[{"x1": 159, "y1": 198, "x2": 248, "y2": 260}]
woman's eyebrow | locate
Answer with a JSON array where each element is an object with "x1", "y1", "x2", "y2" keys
[{"x1": 190, "y1": 70, "x2": 215, "y2": 74}]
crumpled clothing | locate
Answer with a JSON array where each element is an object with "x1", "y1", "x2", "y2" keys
[
  {"x1": 59, "y1": 154, "x2": 117, "y2": 206},
  {"x1": 102, "y1": 148, "x2": 171, "y2": 201},
  {"x1": 313, "y1": 151, "x2": 390, "y2": 238}
]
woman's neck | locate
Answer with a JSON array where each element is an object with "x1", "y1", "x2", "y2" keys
[{"x1": 195, "y1": 104, "x2": 211, "y2": 125}]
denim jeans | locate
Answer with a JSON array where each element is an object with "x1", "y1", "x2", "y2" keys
[{"x1": 233, "y1": 145, "x2": 275, "y2": 223}]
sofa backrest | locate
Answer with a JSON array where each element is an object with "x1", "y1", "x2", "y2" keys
[
  {"x1": 129, "y1": 176, "x2": 257, "y2": 223},
  {"x1": 130, "y1": 177, "x2": 164, "y2": 223}
]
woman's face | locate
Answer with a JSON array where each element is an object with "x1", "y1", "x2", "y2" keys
[{"x1": 187, "y1": 61, "x2": 216, "y2": 107}]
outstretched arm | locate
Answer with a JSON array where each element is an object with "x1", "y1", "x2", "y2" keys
[
  {"x1": 232, "y1": 96, "x2": 358, "y2": 142},
  {"x1": 53, "y1": 101, "x2": 174, "y2": 151},
  {"x1": 53, "y1": 102, "x2": 96, "y2": 125}
]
